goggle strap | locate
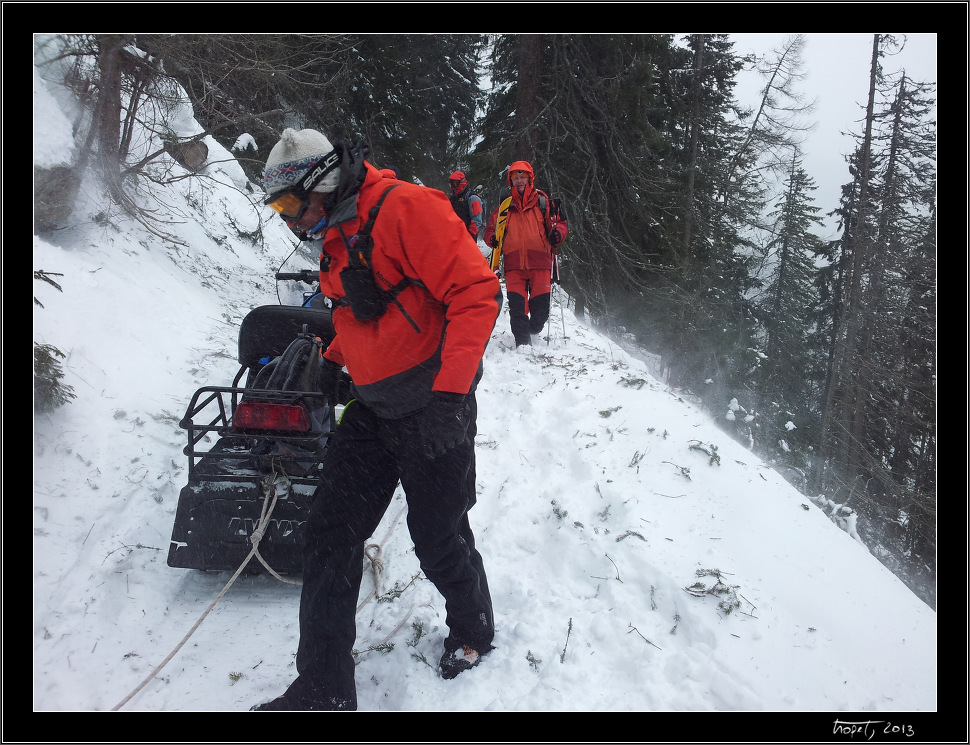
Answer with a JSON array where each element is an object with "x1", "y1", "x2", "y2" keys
[{"x1": 298, "y1": 149, "x2": 340, "y2": 195}]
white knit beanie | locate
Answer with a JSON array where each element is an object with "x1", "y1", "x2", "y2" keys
[{"x1": 262, "y1": 128, "x2": 340, "y2": 197}]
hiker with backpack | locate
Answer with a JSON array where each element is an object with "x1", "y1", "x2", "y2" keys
[
  {"x1": 447, "y1": 170, "x2": 485, "y2": 243},
  {"x1": 484, "y1": 160, "x2": 567, "y2": 350},
  {"x1": 254, "y1": 128, "x2": 502, "y2": 711}
]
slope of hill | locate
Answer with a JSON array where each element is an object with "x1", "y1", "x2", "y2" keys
[{"x1": 31, "y1": 53, "x2": 937, "y2": 730}]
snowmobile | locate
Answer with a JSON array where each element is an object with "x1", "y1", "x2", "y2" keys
[{"x1": 167, "y1": 270, "x2": 350, "y2": 575}]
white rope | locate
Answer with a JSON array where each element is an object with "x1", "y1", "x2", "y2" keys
[
  {"x1": 112, "y1": 464, "x2": 292, "y2": 710},
  {"x1": 249, "y1": 471, "x2": 302, "y2": 586},
  {"x1": 111, "y1": 471, "x2": 410, "y2": 711},
  {"x1": 364, "y1": 544, "x2": 383, "y2": 596}
]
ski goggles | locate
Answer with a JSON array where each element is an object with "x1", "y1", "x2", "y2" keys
[{"x1": 265, "y1": 150, "x2": 340, "y2": 221}]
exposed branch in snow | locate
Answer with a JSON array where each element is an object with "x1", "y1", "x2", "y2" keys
[
  {"x1": 628, "y1": 624, "x2": 663, "y2": 650},
  {"x1": 560, "y1": 618, "x2": 573, "y2": 663}
]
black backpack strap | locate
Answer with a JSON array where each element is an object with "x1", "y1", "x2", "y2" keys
[
  {"x1": 343, "y1": 184, "x2": 401, "y2": 269},
  {"x1": 333, "y1": 184, "x2": 421, "y2": 333}
]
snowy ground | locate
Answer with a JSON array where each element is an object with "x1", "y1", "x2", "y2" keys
[{"x1": 29, "y1": 48, "x2": 945, "y2": 740}]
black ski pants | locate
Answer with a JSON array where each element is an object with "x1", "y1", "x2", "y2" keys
[
  {"x1": 295, "y1": 396, "x2": 494, "y2": 707},
  {"x1": 505, "y1": 269, "x2": 551, "y2": 346}
]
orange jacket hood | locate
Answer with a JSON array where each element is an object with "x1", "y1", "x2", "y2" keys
[
  {"x1": 507, "y1": 161, "x2": 534, "y2": 185},
  {"x1": 507, "y1": 160, "x2": 536, "y2": 208}
]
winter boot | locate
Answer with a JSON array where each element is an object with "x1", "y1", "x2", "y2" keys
[
  {"x1": 439, "y1": 641, "x2": 494, "y2": 680},
  {"x1": 250, "y1": 675, "x2": 356, "y2": 711}
]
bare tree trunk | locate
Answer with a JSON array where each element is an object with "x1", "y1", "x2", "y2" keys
[
  {"x1": 514, "y1": 34, "x2": 542, "y2": 163},
  {"x1": 680, "y1": 34, "x2": 705, "y2": 271},
  {"x1": 96, "y1": 34, "x2": 127, "y2": 203},
  {"x1": 815, "y1": 33, "x2": 880, "y2": 487}
]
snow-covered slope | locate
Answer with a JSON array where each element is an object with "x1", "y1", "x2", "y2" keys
[{"x1": 31, "y1": 54, "x2": 937, "y2": 723}]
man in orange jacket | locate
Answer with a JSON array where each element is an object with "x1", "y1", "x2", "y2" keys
[
  {"x1": 484, "y1": 161, "x2": 567, "y2": 349},
  {"x1": 253, "y1": 128, "x2": 502, "y2": 711}
]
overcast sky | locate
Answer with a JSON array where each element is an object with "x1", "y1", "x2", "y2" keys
[{"x1": 728, "y1": 33, "x2": 937, "y2": 239}]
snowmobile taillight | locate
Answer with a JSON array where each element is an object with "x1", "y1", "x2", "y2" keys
[{"x1": 233, "y1": 401, "x2": 310, "y2": 431}]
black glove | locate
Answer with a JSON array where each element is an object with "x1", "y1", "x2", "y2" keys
[
  {"x1": 489, "y1": 236, "x2": 499, "y2": 249},
  {"x1": 418, "y1": 391, "x2": 469, "y2": 459},
  {"x1": 318, "y1": 358, "x2": 344, "y2": 405},
  {"x1": 548, "y1": 228, "x2": 562, "y2": 247}
]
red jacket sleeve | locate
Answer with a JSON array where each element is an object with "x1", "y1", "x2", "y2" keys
[
  {"x1": 398, "y1": 190, "x2": 499, "y2": 394},
  {"x1": 323, "y1": 335, "x2": 345, "y2": 367}
]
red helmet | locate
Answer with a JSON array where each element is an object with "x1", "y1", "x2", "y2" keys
[{"x1": 449, "y1": 170, "x2": 467, "y2": 194}]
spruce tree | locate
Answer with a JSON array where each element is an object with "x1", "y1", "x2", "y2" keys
[
  {"x1": 750, "y1": 155, "x2": 826, "y2": 465},
  {"x1": 813, "y1": 36, "x2": 936, "y2": 606},
  {"x1": 329, "y1": 34, "x2": 487, "y2": 187}
]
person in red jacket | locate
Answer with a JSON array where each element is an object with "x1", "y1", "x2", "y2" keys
[
  {"x1": 447, "y1": 170, "x2": 485, "y2": 242},
  {"x1": 483, "y1": 161, "x2": 567, "y2": 349},
  {"x1": 254, "y1": 128, "x2": 502, "y2": 711}
]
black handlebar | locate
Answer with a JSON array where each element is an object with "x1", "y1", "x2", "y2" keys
[{"x1": 275, "y1": 270, "x2": 318, "y2": 283}]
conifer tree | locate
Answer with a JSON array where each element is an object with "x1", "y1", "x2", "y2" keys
[
  {"x1": 475, "y1": 34, "x2": 683, "y2": 319},
  {"x1": 751, "y1": 155, "x2": 826, "y2": 463},
  {"x1": 812, "y1": 35, "x2": 936, "y2": 604},
  {"x1": 644, "y1": 34, "x2": 760, "y2": 402},
  {"x1": 329, "y1": 34, "x2": 487, "y2": 187}
]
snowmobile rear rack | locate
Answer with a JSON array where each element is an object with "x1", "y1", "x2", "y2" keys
[
  {"x1": 179, "y1": 384, "x2": 332, "y2": 487},
  {"x1": 168, "y1": 302, "x2": 342, "y2": 574}
]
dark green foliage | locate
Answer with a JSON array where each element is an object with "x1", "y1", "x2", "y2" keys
[
  {"x1": 35, "y1": 268, "x2": 76, "y2": 414},
  {"x1": 34, "y1": 343, "x2": 76, "y2": 414},
  {"x1": 465, "y1": 34, "x2": 525, "y2": 213},
  {"x1": 329, "y1": 34, "x2": 487, "y2": 188},
  {"x1": 34, "y1": 269, "x2": 63, "y2": 306},
  {"x1": 684, "y1": 569, "x2": 742, "y2": 615},
  {"x1": 811, "y1": 41, "x2": 936, "y2": 606},
  {"x1": 749, "y1": 159, "x2": 827, "y2": 461}
]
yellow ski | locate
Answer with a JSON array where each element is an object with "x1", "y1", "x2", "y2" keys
[{"x1": 489, "y1": 197, "x2": 513, "y2": 271}]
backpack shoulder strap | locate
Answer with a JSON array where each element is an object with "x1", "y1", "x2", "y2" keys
[
  {"x1": 360, "y1": 185, "x2": 400, "y2": 241},
  {"x1": 343, "y1": 184, "x2": 400, "y2": 268},
  {"x1": 536, "y1": 190, "x2": 554, "y2": 233},
  {"x1": 336, "y1": 184, "x2": 422, "y2": 333}
]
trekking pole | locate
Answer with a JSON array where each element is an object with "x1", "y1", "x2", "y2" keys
[
  {"x1": 553, "y1": 255, "x2": 566, "y2": 346},
  {"x1": 558, "y1": 291, "x2": 566, "y2": 345}
]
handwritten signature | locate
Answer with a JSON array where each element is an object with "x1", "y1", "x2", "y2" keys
[{"x1": 833, "y1": 720, "x2": 915, "y2": 739}]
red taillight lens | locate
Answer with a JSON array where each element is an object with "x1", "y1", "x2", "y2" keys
[{"x1": 233, "y1": 401, "x2": 310, "y2": 431}]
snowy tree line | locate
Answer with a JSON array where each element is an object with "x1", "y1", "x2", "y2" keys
[{"x1": 32, "y1": 33, "x2": 936, "y2": 607}]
